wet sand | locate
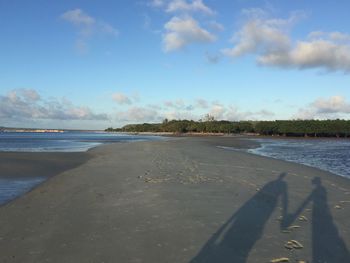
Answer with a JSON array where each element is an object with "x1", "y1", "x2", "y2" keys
[
  {"x1": 0, "y1": 152, "x2": 91, "y2": 206},
  {"x1": 0, "y1": 152, "x2": 90, "y2": 179},
  {"x1": 0, "y1": 136, "x2": 349, "y2": 263}
]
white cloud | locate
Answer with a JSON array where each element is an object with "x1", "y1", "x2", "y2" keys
[
  {"x1": 208, "y1": 21, "x2": 224, "y2": 31},
  {"x1": 111, "y1": 96, "x2": 276, "y2": 123},
  {"x1": 164, "y1": 99, "x2": 183, "y2": 108},
  {"x1": 163, "y1": 110, "x2": 196, "y2": 120},
  {"x1": 9, "y1": 89, "x2": 41, "y2": 102},
  {"x1": 292, "y1": 109, "x2": 315, "y2": 120},
  {"x1": 61, "y1": 8, "x2": 118, "y2": 52},
  {"x1": 149, "y1": 0, "x2": 165, "y2": 7},
  {"x1": 163, "y1": 16, "x2": 216, "y2": 52},
  {"x1": 225, "y1": 106, "x2": 275, "y2": 121},
  {"x1": 294, "y1": 96, "x2": 350, "y2": 119},
  {"x1": 99, "y1": 22, "x2": 119, "y2": 37},
  {"x1": 112, "y1": 93, "x2": 133, "y2": 105},
  {"x1": 195, "y1": 98, "x2": 209, "y2": 108},
  {"x1": 197, "y1": 101, "x2": 275, "y2": 121},
  {"x1": 163, "y1": 99, "x2": 195, "y2": 111},
  {"x1": 166, "y1": 0, "x2": 215, "y2": 16},
  {"x1": 261, "y1": 38, "x2": 350, "y2": 72},
  {"x1": 209, "y1": 103, "x2": 226, "y2": 119},
  {"x1": 222, "y1": 11, "x2": 293, "y2": 58},
  {"x1": 0, "y1": 89, "x2": 108, "y2": 121},
  {"x1": 223, "y1": 9, "x2": 350, "y2": 73},
  {"x1": 312, "y1": 96, "x2": 350, "y2": 114},
  {"x1": 151, "y1": 1, "x2": 216, "y2": 52},
  {"x1": 61, "y1": 9, "x2": 96, "y2": 27},
  {"x1": 116, "y1": 107, "x2": 161, "y2": 122}
]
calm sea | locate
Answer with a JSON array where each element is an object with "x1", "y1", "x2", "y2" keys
[
  {"x1": 0, "y1": 131, "x2": 163, "y2": 152},
  {"x1": 247, "y1": 138, "x2": 350, "y2": 179},
  {"x1": 0, "y1": 131, "x2": 164, "y2": 205}
]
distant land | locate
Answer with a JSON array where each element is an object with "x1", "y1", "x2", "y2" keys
[
  {"x1": 106, "y1": 119, "x2": 350, "y2": 138},
  {"x1": 0, "y1": 127, "x2": 100, "y2": 133},
  {"x1": 0, "y1": 127, "x2": 64, "y2": 133}
]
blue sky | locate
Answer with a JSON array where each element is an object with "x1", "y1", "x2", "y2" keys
[{"x1": 1, "y1": 0, "x2": 350, "y2": 129}]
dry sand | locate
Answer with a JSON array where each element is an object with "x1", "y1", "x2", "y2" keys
[{"x1": 0, "y1": 136, "x2": 349, "y2": 263}]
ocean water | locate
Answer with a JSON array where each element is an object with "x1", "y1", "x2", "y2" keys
[
  {"x1": 246, "y1": 138, "x2": 350, "y2": 179},
  {"x1": 0, "y1": 131, "x2": 163, "y2": 152},
  {"x1": 0, "y1": 132, "x2": 164, "y2": 205}
]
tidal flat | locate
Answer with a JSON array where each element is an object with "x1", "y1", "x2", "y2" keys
[{"x1": 0, "y1": 136, "x2": 349, "y2": 263}]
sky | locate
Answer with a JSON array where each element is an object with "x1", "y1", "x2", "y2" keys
[{"x1": 1, "y1": 0, "x2": 350, "y2": 129}]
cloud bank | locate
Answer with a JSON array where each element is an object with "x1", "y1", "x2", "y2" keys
[
  {"x1": 5, "y1": 91, "x2": 348, "y2": 128},
  {"x1": 223, "y1": 9, "x2": 350, "y2": 73},
  {"x1": 113, "y1": 98, "x2": 275, "y2": 123},
  {"x1": 294, "y1": 96, "x2": 350, "y2": 119},
  {"x1": 0, "y1": 89, "x2": 108, "y2": 121},
  {"x1": 112, "y1": 92, "x2": 133, "y2": 105}
]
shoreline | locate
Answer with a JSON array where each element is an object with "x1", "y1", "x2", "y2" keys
[
  {"x1": 112, "y1": 131, "x2": 350, "y2": 140},
  {"x1": 0, "y1": 151, "x2": 91, "y2": 205},
  {"x1": 1, "y1": 136, "x2": 349, "y2": 262},
  {"x1": 218, "y1": 143, "x2": 350, "y2": 181},
  {"x1": 1, "y1": 135, "x2": 349, "y2": 205},
  {"x1": 1, "y1": 135, "x2": 349, "y2": 207},
  {"x1": 0, "y1": 151, "x2": 91, "y2": 179}
]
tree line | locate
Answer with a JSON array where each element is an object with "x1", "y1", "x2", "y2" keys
[{"x1": 106, "y1": 119, "x2": 350, "y2": 138}]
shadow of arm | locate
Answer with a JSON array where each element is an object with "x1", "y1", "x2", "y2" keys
[{"x1": 282, "y1": 191, "x2": 313, "y2": 228}]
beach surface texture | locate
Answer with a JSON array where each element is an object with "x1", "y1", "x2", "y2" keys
[{"x1": 0, "y1": 136, "x2": 349, "y2": 263}]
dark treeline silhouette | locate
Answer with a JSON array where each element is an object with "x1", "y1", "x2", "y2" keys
[{"x1": 106, "y1": 119, "x2": 350, "y2": 138}]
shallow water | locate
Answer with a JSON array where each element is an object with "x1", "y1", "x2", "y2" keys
[
  {"x1": 247, "y1": 138, "x2": 350, "y2": 179},
  {"x1": 0, "y1": 131, "x2": 164, "y2": 205},
  {"x1": 0, "y1": 131, "x2": 163, "y2": 152},
  {"x1": 0, "y1": 177, "x2": 46, "y2": 205}
]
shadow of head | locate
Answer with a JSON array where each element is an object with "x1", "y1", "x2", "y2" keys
[
  {"x1": 278, "y1": 172, "x2": 287, "y2": 180},
  {"x1": 312, "y1": 176, "x2": 322, "y2": 186}
]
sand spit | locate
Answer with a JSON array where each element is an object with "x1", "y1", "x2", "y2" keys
[{"x1": 0, "y1": 137, "x2": 349, "y2": 262}]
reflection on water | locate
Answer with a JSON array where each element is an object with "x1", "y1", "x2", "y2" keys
[{"x1": 0, "y1": 177, "x2": 46, "y2": 205}]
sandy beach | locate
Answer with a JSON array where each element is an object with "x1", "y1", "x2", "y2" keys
[{"x1": 0, "y1": 136, "x2": 349, "y2": 263}]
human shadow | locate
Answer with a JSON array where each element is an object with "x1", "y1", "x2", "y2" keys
[
  {"x1": 190, "y1": 173, "x2": 289, "y2": 263},
  {"x1": 284, "y1": 177, "x2": 350, "y2": 263}
]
